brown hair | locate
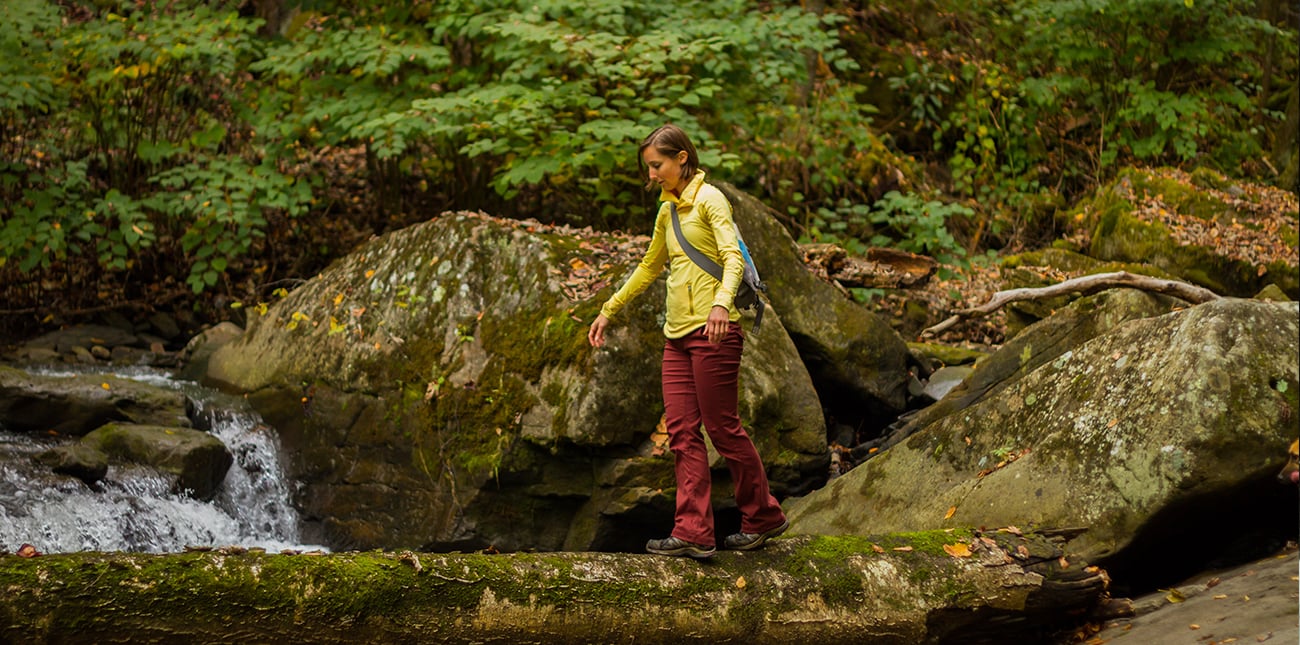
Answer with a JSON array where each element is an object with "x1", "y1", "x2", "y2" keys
[{"x1": 637, "y1": 123, "x2": 699, "y2": 190}]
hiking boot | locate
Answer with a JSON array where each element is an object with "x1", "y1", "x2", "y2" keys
[
  {"x1": 646, "y1": 536, "x2": 715, "y2": 559},
  {"x1": 724, "y1": 519, "x2": 790, "y2": 551}
]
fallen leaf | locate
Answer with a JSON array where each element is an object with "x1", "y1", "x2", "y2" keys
[
  {"x1": 1107, "y1": 418, "x2": 1118, "y2": 428},
  {"x1": 17, "y1": 544, "x2": 40, "y2": 558},
  {"x1": 1058, "y1": 556, "x2": 1069, "y2": 568},
  {"x1": 943, "y1": 543, "x2": 971, "y2": 557},
  {"x1": 944, "y1": 506, "x2": 956, "y2": 519},
  {"x1": 1243, "y1": 594, "x2": 1250, "y2": 601},
  {"x1": 1206, "y1": 577, "x2": 1221, "y2": 588},
  {"x1": 101, "y1": 382, "x2": 111, "y2": 390},
  {"x1": 1001, "y1": 526, "x2": 1023, "y2": 536},
  {"x1": 1213, "y1": 594, "x2": 1228, "y2": 599},
  {"x1": 892, "y1": 546, "x2": 913, "y2": 552},
  {"x1": 736, "y1": 576, "x2": 746, "y2": 589},
  {"x1": 871, "y1": 544, "x2": 884, "y2": 553},
  {"x1": 1163, "y1": 588, "x2": 1186, "y2": 603}
]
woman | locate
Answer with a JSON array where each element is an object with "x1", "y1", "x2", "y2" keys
[{"x1": 587, "y1": 124, "x2": 788, "y2": 559}]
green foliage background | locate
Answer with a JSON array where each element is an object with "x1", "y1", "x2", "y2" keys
[{"x1": 0, "y1": 0, "x2": 1295, "y2": 331}]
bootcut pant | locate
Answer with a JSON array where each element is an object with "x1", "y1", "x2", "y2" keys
[{"x1": 662, "y1": 324, "x2": 786, "y2": 546}]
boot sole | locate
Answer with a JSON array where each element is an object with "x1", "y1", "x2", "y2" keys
[
  {"x1": 647, "y1": 545, "x2": 716, "y2": 558},
  {"x1": 727, "y1": 519, "x2": 790, "y2": 551}
]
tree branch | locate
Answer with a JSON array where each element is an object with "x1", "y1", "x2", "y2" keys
[{"x1": 922, "y1": 271, "x2": 1220, "y2": 338}]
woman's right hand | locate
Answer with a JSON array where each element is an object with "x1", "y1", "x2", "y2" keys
[{"x1": 588, "y1": 314, "x2": 610, "y2": 347}]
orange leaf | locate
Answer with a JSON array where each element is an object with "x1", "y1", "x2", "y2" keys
[
  {"x1": 892, "y1": 546, "x2": 913, "y2": 552},
  {"x1": 943, "y1": 543, "x2": 972, "y2": 557},
  {"x1": 944, "y1": 506, "x2": 956, "y2": 519},
  {"x1": 871, "y1": 544, "x2": 884, "y2": 553},
  {"x1": 1107, "y1": 418, "x2": 1118, "y2": 428}
]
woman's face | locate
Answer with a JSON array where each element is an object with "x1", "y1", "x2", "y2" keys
[{"x1": 642, "y1": 147, "x2": 689, "y2": 193}]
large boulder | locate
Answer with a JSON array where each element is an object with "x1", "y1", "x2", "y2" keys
[
  {"x1": 715, "y1": 182, "x2": 912, "y2": 431},
  {"x1": 879, "y1": 288, "x2": 1184, "y2": 451},
  {"x1": 787, "y1": 297, "x2": 1299, "y2": 570},
  {"x1": 203, "y1": 211, "x2": 827, "y2": 552}
]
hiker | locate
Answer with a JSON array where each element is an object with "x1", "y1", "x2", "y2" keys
[{"x1": 587, "y1": 123, "x2": 788, "y2": 559}]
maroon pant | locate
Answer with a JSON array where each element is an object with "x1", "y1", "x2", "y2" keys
[{"x1": 662, "y1": 324, "x2": 786, "y2": 546}]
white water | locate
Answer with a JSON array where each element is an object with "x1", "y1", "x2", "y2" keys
[{"x1": 0, "y1": 367, "x2": 319, "y2": 553}]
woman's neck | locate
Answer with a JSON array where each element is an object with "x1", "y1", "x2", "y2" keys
[{"x1": 671, "y1": 171, "x2": 694, "y2": 197}]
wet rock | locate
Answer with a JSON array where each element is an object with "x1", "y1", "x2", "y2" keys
[
  {"x1": 81, "y1": 423, "x2": 233, "y2": 499},
  {"x1": 0, "y1": 365, "x2": 192, "y2": 436},
  {"x1": 35, "y1": 443, "x2": 109, "y2": 485}
]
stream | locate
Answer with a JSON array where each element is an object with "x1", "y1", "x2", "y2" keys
[{"x1": 0, "y1": 367, "x2": 317, "y2": 554}]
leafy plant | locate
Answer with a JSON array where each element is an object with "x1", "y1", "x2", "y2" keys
[
  {"x1": 1011, "y1": 0, "x2": 1278, "y2": 177},
  {"x1": 870, "y1": 191, "x2": 971, "y2": 271}
]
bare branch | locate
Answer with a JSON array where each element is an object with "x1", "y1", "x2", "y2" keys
[{"x1": 922, "y1": 271, "x2": 1220, "y2": 337}]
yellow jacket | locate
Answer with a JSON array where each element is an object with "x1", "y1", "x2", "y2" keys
[{"x1": 600, "y1": 171, "x2": 743, "y2": 339}]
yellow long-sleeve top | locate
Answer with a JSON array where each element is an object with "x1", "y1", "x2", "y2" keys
[{"x1": 599, "y1": 171, "x2": 744, "y2": 339}]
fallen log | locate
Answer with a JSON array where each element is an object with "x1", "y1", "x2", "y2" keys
[
  {"x1": 921, "y1": 271, "x2": 1220, "y2": 337},
  {"x1": 802, "y1": 244, "x2": 939, "y2": 289},
  {"x1": 0, "y1": 532, "x2": 1108, "y2": 644}
]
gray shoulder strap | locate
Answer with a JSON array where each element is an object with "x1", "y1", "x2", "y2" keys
[{"x1": 669, "y1": 202, "x2": 723, "y2": 281}]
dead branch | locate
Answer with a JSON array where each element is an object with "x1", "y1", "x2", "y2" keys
[{"x1": 922, "y1": 271, "x2": 1220, "y2": 338}]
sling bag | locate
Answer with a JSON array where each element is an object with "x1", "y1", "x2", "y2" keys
[{"x1": 669, "y1": 201, "x2": 767, "y2": 331}]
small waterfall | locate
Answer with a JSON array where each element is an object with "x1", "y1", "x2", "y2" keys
[{"x1": 0, "y1": 367, "x2": 319, "y2": 554}]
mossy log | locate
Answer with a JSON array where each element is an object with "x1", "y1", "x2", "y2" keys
[{"x1": 0, "y1": 532, "x2": 1107, "y2": 644}]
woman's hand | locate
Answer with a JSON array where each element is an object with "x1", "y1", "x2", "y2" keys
[
  {"x1": 588, "y1": 314, "x2": 610, "y2": 347},
  {"x1": 705, "y1": 305, "x2": 730, "y2": 344}
]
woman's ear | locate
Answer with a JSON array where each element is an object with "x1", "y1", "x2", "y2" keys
[{"x1": 677, "y1": 150, "x2": 688, "y2": 164}]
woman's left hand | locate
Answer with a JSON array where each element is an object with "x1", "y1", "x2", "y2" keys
[{"x1": 705, "y1": 305, "x2": 730, "y2": 344}]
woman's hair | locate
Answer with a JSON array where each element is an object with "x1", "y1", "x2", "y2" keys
[{"x1": 638, "y1": 123, "x2": 699, "y2": 190}]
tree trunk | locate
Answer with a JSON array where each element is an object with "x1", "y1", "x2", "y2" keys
[{"x1": 0, "y1": 533, "x2": 1110, "y2": 644}]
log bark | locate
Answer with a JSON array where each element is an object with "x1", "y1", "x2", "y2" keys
[
  {"x1": 922, "y1": 271, "x2": 1220, "y2": 337},
  {"x1": 0, "y1": 533, "x2": 1108, "y2": 644},
  {"x1": 803, "y1": 244, "x2": 939, "y2": 289}
]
